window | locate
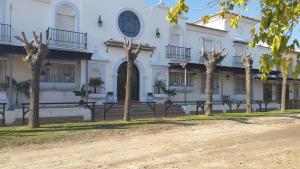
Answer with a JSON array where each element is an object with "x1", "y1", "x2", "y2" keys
[
  {"x1": 201, "y1": 39, "x2": 213, "y2": 63},
  {"x1": 0, "y1": 60, "x2": 6, "y2": 91},
  {"x1": 56, "y1": 4, "x2": 76, "y2": 31},
  {"x1": 235, "y1": 45, "x2": 245, "y2": 56},
  {"x1": 234, "y1": 76, "x2": 246, "y2": 94},
  {"x1": 41, "y1": 63, "x2": 75, "y2": 83},
  {"x1": 169, "y1": 71, "x2": 194, "y2": 87},
  {"x1": 118, "y1": 11, "x2": 141, "y2": 38},
  {"x1": 200, "y1": 73, "x2": 219, "y2": 94}
]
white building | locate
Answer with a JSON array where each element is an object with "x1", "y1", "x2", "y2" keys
[{"x1": 0, "y1": 0, "x2": 299, "y2": 111}]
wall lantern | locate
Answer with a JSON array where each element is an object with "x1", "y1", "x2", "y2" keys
[
  {"x1": 98, "y1": 15, "x2": 103, "y2": 27},
  {"x1": 45, "y1": 61, "x2": 51, "y2": 70},
  {"x1": 156, "y1": 28, "x2": 160, "y2": 38}
]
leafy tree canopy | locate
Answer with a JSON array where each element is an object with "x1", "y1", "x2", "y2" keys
[{"x1": 168, "y1": 0, "x2": 300, "y2": 79}]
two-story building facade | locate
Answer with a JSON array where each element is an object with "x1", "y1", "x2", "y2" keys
[{"x1": 0, "y1": 0, "x2": 299, "y2": 110}]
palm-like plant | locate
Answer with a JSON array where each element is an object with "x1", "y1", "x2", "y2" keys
[
  {"x1": 3, "y1": 77, "x2": 30, "y2": 106},
  {"x1": 14, "y1": 80, "x2": 30, "y2": 105},
  {"x1": 154, "y1": 79, "x2": 165, "y2": 94},
  {"x1": 73, "y1": 85, "x2": 91, "y2": 104},
  {"x1": 162, "y1": 86, "x2": 176, "y2": 101},
  {"x1": 89, "y1": 78, "x2": 104, "y2": 93}
]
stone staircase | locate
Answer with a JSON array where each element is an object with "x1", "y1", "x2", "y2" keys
[{"x1": 95, "y1": 102, "x2": 185, "y2": 121}]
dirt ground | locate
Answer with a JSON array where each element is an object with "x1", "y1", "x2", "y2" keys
[{"x1": 0, "y1": 115, "x2": 300, "y2": 169}]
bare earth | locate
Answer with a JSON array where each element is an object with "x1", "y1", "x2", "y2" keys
[{"x1": 0, "y1": 116, "x2": 300, "y2": 169}]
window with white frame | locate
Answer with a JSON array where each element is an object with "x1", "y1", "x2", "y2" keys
[
  {"x1": 41, "y1": 63, "x2": 75, "y2": 83},
  {"x1": 234, "y1": 75, "x2": 246, "y2": 94},
  {"x1": 203, "y1": 39, "x2": 213, "y2": 59},
  {"x1": 169, "y1": 70, "x2": 194, "y2": 87},
  {"x1": 0, "y1": 60, "x2": 6, "y2": 91},
  {"x1": 200, "y1": 73, "x2": 219, "y2": 94},
  {"x1": 234, "y1": 44, "x2": 246, "y2": 66}
]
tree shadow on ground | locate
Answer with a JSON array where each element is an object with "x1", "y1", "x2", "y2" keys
[{"x1": 0, "y1": 120, "x2": 197, "y2": 135}]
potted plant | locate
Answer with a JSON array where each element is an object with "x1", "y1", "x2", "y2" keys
[
  {"x1": 154, "y1": 79, "x2": 165, "y2": 94},
  {"x1": 64, "y1": 73, "x2": 71, "y2": 82},
  {"x1": 106, "y1": 92, "x2": 114, "y2": 103},
  {"x1": 89, "y1": 77, "x2": 104, "y2": 93},
  {"x1": 73, "y1": 85, "x2": 91, "y2": 105},
  {"x1": 14, "y1": 80, "x2": 30, "y2": 106},
  {"x1": 162, "y1": 87, "x2": 177, "y2": 102},
  {"x1": 146, "y1": 92, "x2": 154, "y2": 102}
]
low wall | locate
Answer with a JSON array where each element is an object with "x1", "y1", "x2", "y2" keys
[
  {"x1": 4, "y1": 107, "x2": 91, "y2": 124},
  {"x1": 182, "y1": 102, "x2": 281, "y2": 115}
]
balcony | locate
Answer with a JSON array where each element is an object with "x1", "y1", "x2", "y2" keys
[
  {"x1": 166, "y1": 45, "x2": 191, "y2": 62},
  {"x1": 46, "y1": 28, "x2": 87, "y2": 51},
  {"x1": 232, "y1": 56, "x2": 243, "y2": 67},
  {"x1": 0, "y1": 23, "x2": 11, "y2": 44}
]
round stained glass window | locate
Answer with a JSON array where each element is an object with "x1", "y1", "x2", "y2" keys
[{"x1": 118, "y1": 11, "x2": 141, "y2": 38}]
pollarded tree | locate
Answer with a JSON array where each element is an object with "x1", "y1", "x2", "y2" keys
[
  {"x1": 123, "y1": 38, "x2": 141, "y2": 121},
  {"x1": 242, "y1": 54, "x2": 253, "y2": 113},
  {"x1": 15, "y1": 32, "x2": 51, "y2": 128},
  {"x1": 202, "y1": 48, "x2": 227, "y2": 116},
  {"x1": 168, "y1": 0, "x2": 300, "y2": 113}
]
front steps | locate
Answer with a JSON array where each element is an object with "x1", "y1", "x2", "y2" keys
[{"x1": 95, "y1": 102, "x2": 185, "y2": 120}]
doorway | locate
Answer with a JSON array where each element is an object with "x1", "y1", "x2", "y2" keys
[{"x1": 117, "y1": 62, "x2": 140, "y2": 101}]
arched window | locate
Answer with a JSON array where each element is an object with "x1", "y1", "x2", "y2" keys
[
  {"x1": 56, "y1": 4, "x2": 76, "y2": 31},
  {"x1": 118, "y1": 11, "x2": 141, "y2": 37}
]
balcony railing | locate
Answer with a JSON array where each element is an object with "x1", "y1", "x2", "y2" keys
[
  {"x1": 166, "y1": 45, "x2": 191, "y2": 62},
  {"x1": 46, "y1": 28, "x2": 87, "y2": 51},
  {"x1": 0, "y1": 23, "x2": 11, "y2": 44},
  {"x1": 232, "y1": 56, "x2": 243, "y2": 67}
]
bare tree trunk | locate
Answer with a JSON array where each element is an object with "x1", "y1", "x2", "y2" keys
[
  {"x1": 201, "y1": 48, "x2": 227, "y2": 116},
  {"x1": 124, "y1": 61, "x2": 133, "y2": 121},
  {"x1": 243, "y1": 55, "x2": 253, "y2": 113},
  {"x1": 122, "y1": 38, "x2": 141, "y2": 121},
  {"x1": 281, "y1": 72, "x2": 287, "y2": 112},
  {"x1": 205, "y1": 69, "x2": 213, "y2": 116},
  {"x1": 15, "y1": 31, "x2": 51, "y2": 128},
  {"x1": 28, "y1": 67, "x2": 41, "y2": 128},
  {"x1": 245, "y1": 67, "x2": 253, "y2": 113}
]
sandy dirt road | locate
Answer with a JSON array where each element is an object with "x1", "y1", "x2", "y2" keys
[{"x1": 0, "y1": 116, "x2": 299, "y2": 169}]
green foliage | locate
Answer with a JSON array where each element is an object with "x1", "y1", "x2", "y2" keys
[
  {"x1": 169, "y1": 0, "x2": 300, "y2": 78},
  {"x1": 161, "y1": 86, "x2": 177, "y2": 100},
  {"x1": 73, "y1": 85, "x2": 91, "y2": 102},
  {"x1": 14, "y1": 80, "x2": 30, "y2": 98},
  {"x1": 154, "y1": 79, "x2": 165, "y2": 94},
  {"x1": 89, "y1": 78, "x2": 104, "y2": 93},
  {"x1": 167, "y1": 0, "x2": 189, "y2": 23}
]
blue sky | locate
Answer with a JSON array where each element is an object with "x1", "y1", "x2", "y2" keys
[{"x1": 146, "y1": 0, "x2": 300, "y2": 49}]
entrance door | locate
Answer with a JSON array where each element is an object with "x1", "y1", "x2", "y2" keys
[
  {"x1": 117, "y1": 62, "x2": 139, "y2": 101},
  {"x1": 263, "y1": 83, "x2": 272, "y2": 102}
]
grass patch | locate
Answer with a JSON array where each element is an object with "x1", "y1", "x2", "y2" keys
[{"x1": 0, "y1": 110, "x2": 299, "y2": 149}]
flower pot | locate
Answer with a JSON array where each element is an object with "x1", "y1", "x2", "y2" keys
[
  {"x1": 146, "y1": 95, "x2": 154, "y2": 102},
  {"x1": 106, "y1": 93, "x2": 114, "y2": 103}
]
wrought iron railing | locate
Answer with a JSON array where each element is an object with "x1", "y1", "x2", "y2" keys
[
  {"x1": 232, "y1": 55, "x2": 243, "y2": 67},
  {"x1": 166, "y1": 45, "x2": 191, "y2": 62},
  {"x1": 46, "y1": 28, "x2": 87, "y2": 50},
  {"x1": 0, "y1": 23, "x2": 11, "y2": 44}
]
